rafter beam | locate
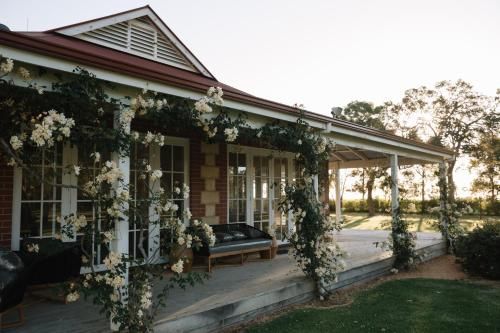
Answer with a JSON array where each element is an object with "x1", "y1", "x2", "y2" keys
[
  {"x1": 331, "y1": 152, "x2": 347, "y2": 162},
  {"x1": 346, "y1": 147, "x2": 368, "y2": 160}
]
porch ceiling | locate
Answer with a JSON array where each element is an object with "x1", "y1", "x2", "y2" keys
[{"x1": 329, "y1": 144, "x2": 438, "y2": 169}]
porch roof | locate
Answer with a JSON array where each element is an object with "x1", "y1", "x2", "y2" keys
[{"x1": 0, "y1": 14, "x2": 453, "y2": 163}]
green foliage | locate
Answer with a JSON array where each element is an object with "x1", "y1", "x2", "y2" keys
[
  {"x1": 335, "y1": 198, "x2": 499, "y2": 215},
  {"x1": 247, "y1": 279, "x2": 500, "y2": 333},
  {"x1": 455, "y1": 222, "x2": 500, "y2": 279},
  {"x1": 389, "y1": 207, "x2": 417, "y2": 269}
]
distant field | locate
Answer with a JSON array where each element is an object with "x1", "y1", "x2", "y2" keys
[{"x1": 340, "y1": 212, "x2": 500, "y2": 232}]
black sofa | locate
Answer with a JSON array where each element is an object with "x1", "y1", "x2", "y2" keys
[
  {"x1": 193, "y1": 223, "x2": 273, "y2": 272},
  {"x1": 18, "y1": 238, "x2": 82, "y2": 285}
]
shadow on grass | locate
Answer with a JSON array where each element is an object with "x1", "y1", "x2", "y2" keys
[{"x1": 342, "y1": 216, "x2": 371, "y2": 229}]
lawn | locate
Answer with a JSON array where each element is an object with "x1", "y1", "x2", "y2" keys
[
  {"x1": 341, "y1": 213, "x2": 500, "y2": 232},
  {"x1": 247, "y1": 279, "x2": 500, "y2": 333}
]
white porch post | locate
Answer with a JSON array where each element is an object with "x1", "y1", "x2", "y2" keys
[
  {"x1": 110, "y1": 111, "x2": 130, "y2": 331},
  {"x1": 390, "y1": 154, "x2": 399, "y2": 221},
  {"x1": 313, "y1": 174, "x2": 319, "y2": 199},
  {"x1": 335, "y1": 165, "x2": 341, "y2": 224}
]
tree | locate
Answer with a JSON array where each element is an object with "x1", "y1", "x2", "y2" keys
[
  {"x1": 385, "y1": 80, "x2": 499, "y2": 202},
  {"x1": 336, "y1": 101, "x2": 388, "y2": 216},
  {"x1": 469, "y1": 126, "x2": 499, "y2": 211}
]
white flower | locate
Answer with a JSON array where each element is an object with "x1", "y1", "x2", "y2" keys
[
  {"x1": 171, "y1": 259, "x2": 184, "y2": 274},
  {"x1": 73, "y1": 165, "x2": 81, "y2": 176},
  {"x1": 131, "y1": 131, "x2": 140, "y2": 141},
  {"x1": 297, "y1": 139, "x2": 302, "y2": 145},
  {"x1": 194, "y1": 97, "x2": 212, "y2": 113},
  {"x1": 91, "y1": 152, "x2": 101, "y2": 163},
  {"x1": 184, "y1": 208, "x2": 192, "y2": 219},
  {"x1": 66, "y1": 291, "x2": 80, "y2": 303},
  {"x1": 0, "y1": 58, "x2": 14, "y2": 73},
  {"x1": 103, "y1": 252, "x2": 122, "y2": 272},
  {"x1": 224, "y1": 127, "x2": 238, "y2": 142},
  {"x1": 110, "y1": 291, "x2": 120, "y2": 302},
  {"x1": 174, "y1": 187, "x2": 181, "y2": 194},
  {"x1": 103, "y1": 230, "x2": 114, "y2": 242},
  {"x1": 26, "y1": 243, "x2": 39, "y2": 253},
  {"x1": 144, "y1": 131, "x2": 155, "y2": 144},
  {"x1": 151, "y1": 169, "x2": 163, "y2": 181},
  {"x1": 18, "y1": 67, "x2": 31, "y2": 80},
  {"x1": 10, "y1": 136, "x2": 23, "y2": 150},
  {"x1": 7, "y1": 158, "x2": 17, "y2": 167},
  {"x1": 119, "y1": 108, "x2": 135, "y2": 134}
]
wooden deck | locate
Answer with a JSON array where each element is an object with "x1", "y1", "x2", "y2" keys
[{"x1": 3, "y1": 230, "x2": 445, "y2": 333}]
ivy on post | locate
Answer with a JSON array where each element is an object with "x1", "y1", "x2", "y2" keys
[
  {"x1": 390, "y1": 155, "x2": 399, "y2": 223},
  {"x1": 387, "y1": 154, "x2": 417, "y2": 270},
  {"x1": 438, "y1": 161, "x2": 450, "y2": 248},
  {"x1": 110, "y1": 109, "x2": 131, "y2": 332}
]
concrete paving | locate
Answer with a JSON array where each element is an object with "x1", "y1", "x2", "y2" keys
[{"x1": 4, "y1": 230, "x2": 443, "y2": 333}]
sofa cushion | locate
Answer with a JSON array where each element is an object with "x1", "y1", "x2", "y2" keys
[
  {"x1": 215, "y1": 232, "x2": 234, "y2": 243},
  {"x1": 229, "y1": 230, "x2": 247, "y2": 240},
  {"x1": 210, "y1": 238, "x2": 272, "y2": 254}
]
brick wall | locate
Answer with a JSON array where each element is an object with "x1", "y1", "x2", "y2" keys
[
  {"x1": 0, "y1": 161, "x2": 13, "y2": 248},
  {"x1": 189, "y1": 140, "x2": 228, "y2": 224}
]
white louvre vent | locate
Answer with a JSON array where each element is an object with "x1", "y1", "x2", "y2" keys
[{"x1": 78, "y1": 16, "x2": 197, "y2": 72}]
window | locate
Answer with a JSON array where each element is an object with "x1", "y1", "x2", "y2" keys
[
  {"x1": 272, "y1": 157, "x2": 289, "y2": 241},
  {"x1": 227, "y1": 146, "x2": 295, "y2": 242},
  {"x1": 19, "y1": 146, "x2": 63, "y2": 240},
  {"x1": 129, "y1": 142, "x2": 151, "y2": 260},
  {"x1": 158, "y1": 142, "x2": 188, "y2": 256},
  {"x1": 252, "y1": 156, "x2": 270, "y2": 232},
  {"x1": 77, "y1": 146, "x2": 111, "y2": 265},
  {"x1": 228, "y1": 152, "x2": 247, "y2": 223},
  {"x1": 12, "y1": 137, "x2": 189, "y2": 265}
]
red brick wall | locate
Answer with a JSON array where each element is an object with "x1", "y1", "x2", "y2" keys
[{"x1": 0, "y1": 161, "x2": 13, "y2": 248}]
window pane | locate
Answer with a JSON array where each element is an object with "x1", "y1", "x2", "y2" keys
[
  {"x1": 229, "y1": 200, "x2": 237, "y2": 222},
  {"x1": 238, "y1": 200, "x2": 246, "y2": 222},
  {"x1": 254, "y1": 156, "x2": 261, "y2": 176},
  {"x1": 21, "y1": 202, "x2": 41, "y2": 238},
  {"x1": 160, "y1": 145, "x2": 172, "y2": 171},
  {"x1": 173, "y1": 173, "x2": 184, "y2": 189},
  {"x1": 173, "y1": 146, "x2": 184, "y2": 171},
  {"x1": 42, "y1": 202, "x2": 60, "y2": 237},
  {"x1": 22, "y1": 169, "x2": 41, "y2": 201}
]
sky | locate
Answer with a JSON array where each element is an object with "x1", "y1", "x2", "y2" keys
[{"x1": 2, "y1": 0, "x2": 498, "y2": 197}]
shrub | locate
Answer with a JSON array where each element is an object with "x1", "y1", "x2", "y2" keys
[
  {"x1": 455, "y1": 222, "x2": 500, "y2": 279},
  {"x1": 330, "y1": 198, "x2": 499, "y2": 216}
]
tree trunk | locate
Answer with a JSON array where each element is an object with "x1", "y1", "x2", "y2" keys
[
  {"x1": 367, "y1": 173, "x2": 375, "y2": 217},
  {"x1": 447, "y1": 159, "x2": 456, "y2": 203},
  {"x1": 361, "y1": 169, "x2": 366, "y2": 200},
  {"x1": 421, "y1": 166, "x2": 426, "y2": 215}
]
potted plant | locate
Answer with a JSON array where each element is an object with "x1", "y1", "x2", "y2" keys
[{"x1": 163, "y1": 218, "x2": 215, "y2": 273}]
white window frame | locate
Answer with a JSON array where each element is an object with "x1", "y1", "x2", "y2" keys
[
  {"x1": 11, "y1": 137, "x2": 189, "y2": 271},
  {"x1": 227, "y1": 145, "x2": 295, "y2": 244}
]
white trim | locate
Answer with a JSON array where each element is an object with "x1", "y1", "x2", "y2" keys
[
  {"x1": 11, "y1": 167, "x2": 22, "y2": 251},
  {"x1": 227, "y1": 144, "x2": 295, "y2": 242},
  {"x1": 54, "y1": 7, "x2": 214, "y2": 78},
  {"x1": 0, "y1": 46, "x2": 453, "y2": 163}
]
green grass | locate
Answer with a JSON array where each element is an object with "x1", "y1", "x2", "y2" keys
[
  {"x1": 247, "y1": 279, "x2": 500, "y2": 333},
  {"x1": 341, "y1": 213, "x2": 500, "y2": 232}
]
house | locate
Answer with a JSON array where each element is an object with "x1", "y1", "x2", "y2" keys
[{"x1": 0, "y1": 6, "x2": 453, "y2": 267}]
